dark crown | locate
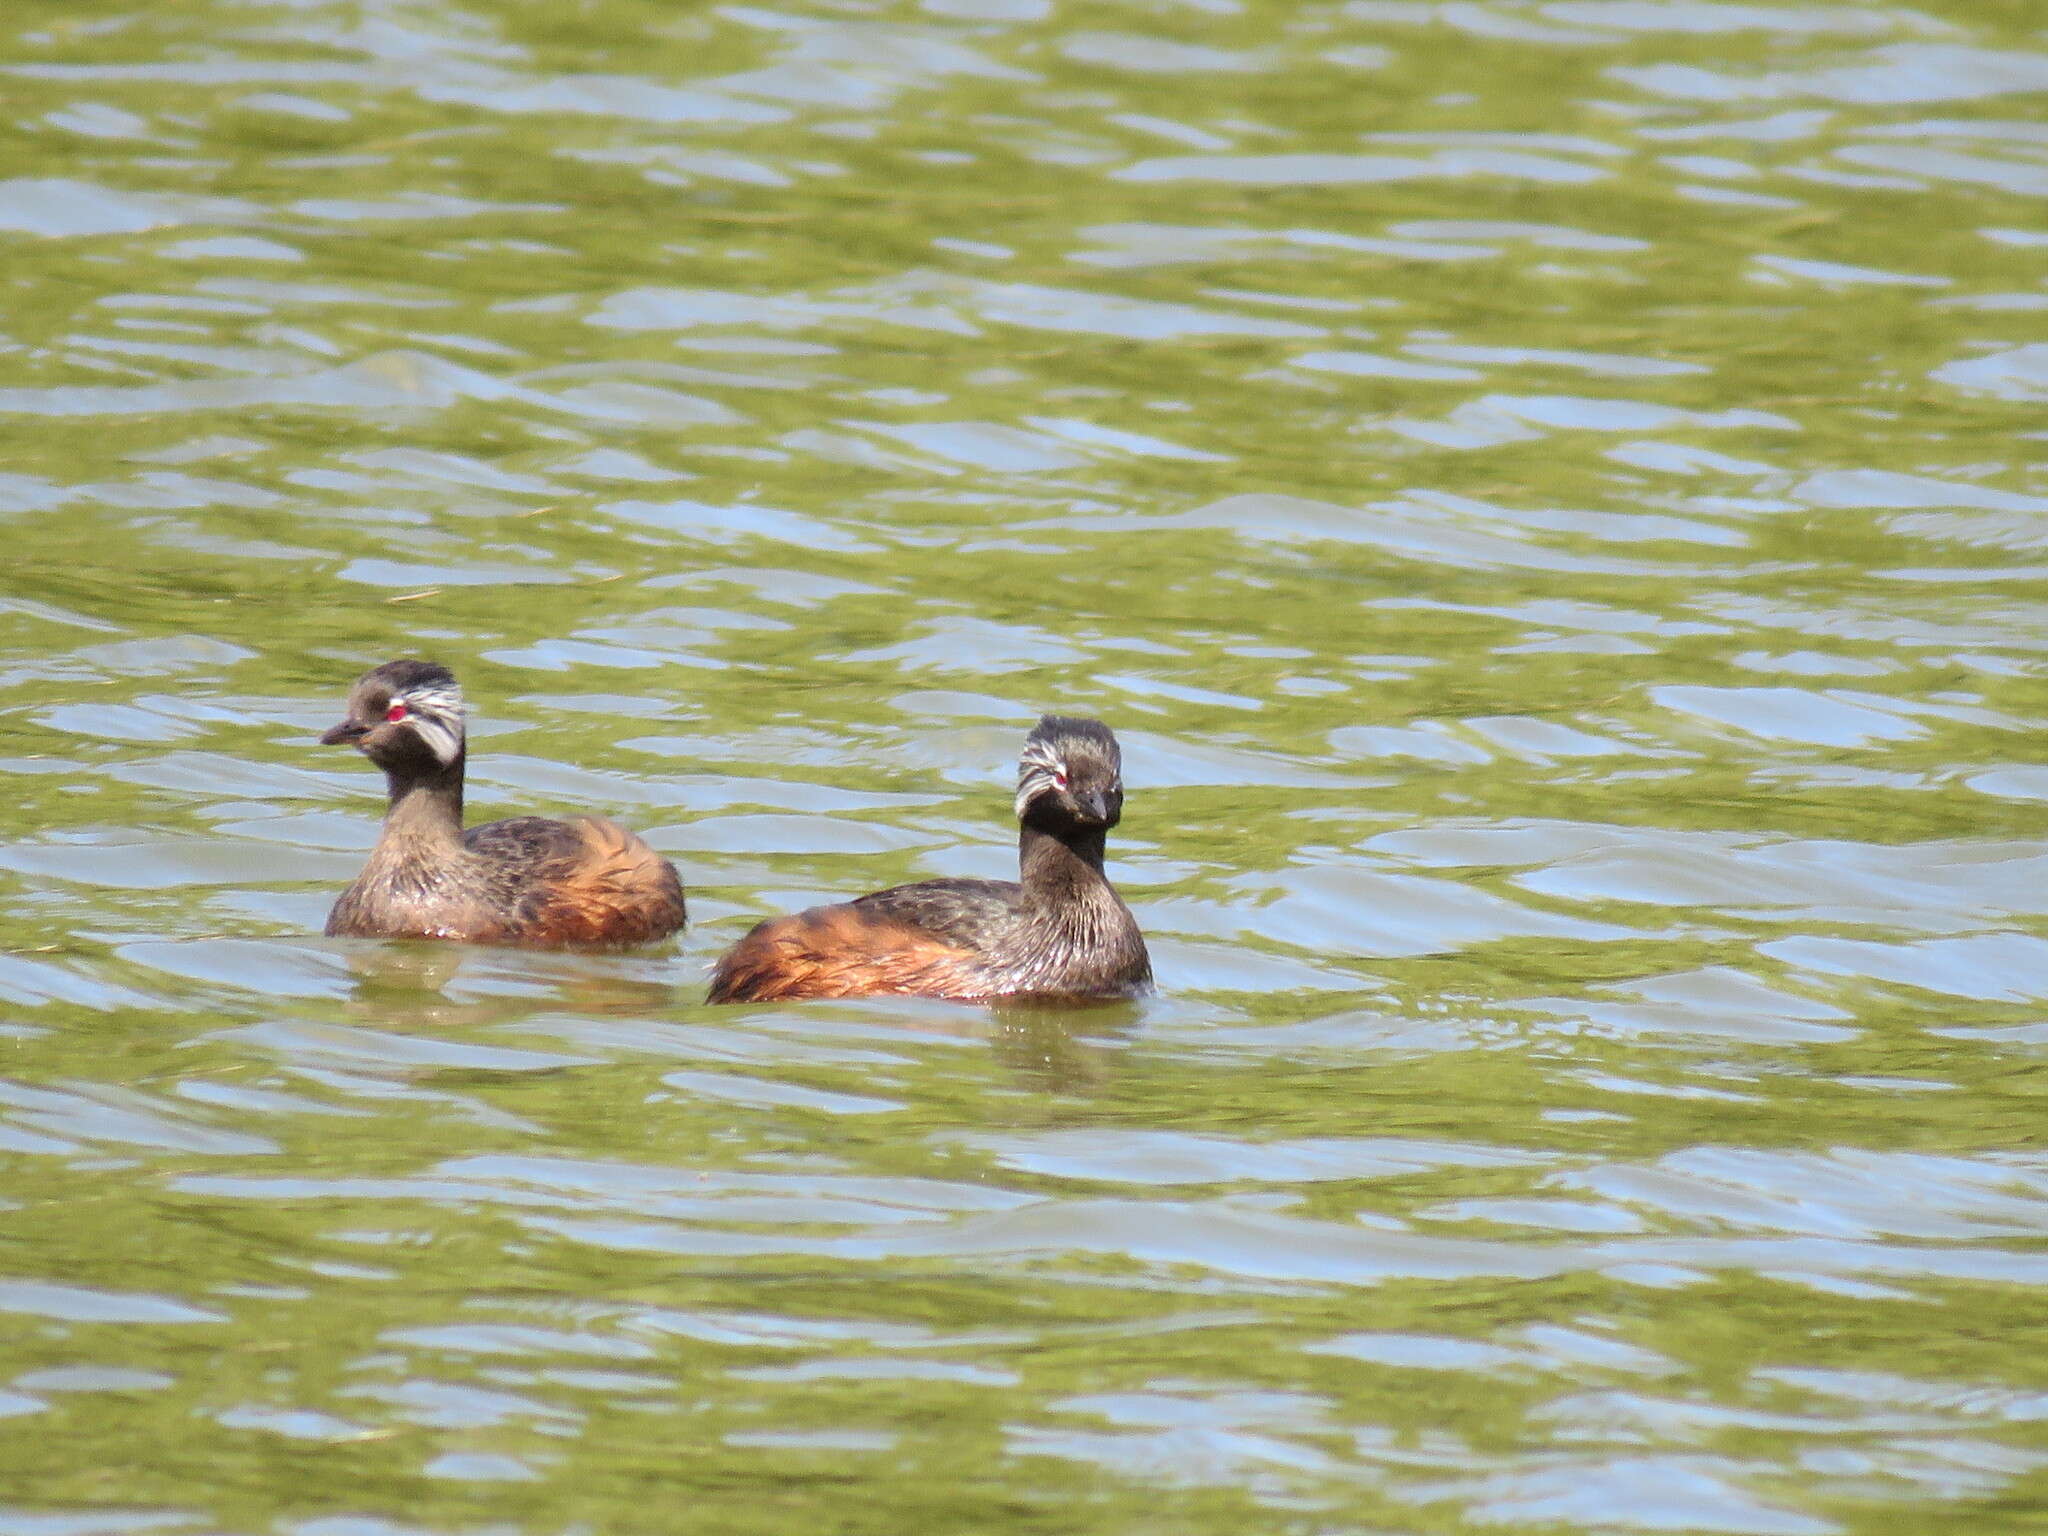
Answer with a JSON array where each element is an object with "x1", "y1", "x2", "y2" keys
[
  {"x1": 1028, "y1": 714, "x2": 1119, "y2": 762},
  {"x1": 364, "y1": 658, "x2": 457, "y2": 698}
]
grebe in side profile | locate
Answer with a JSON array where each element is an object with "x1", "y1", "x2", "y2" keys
[
  {"x1": 319, "y1": 659, "x2": 686, "y2": 947},
  {"x1": 707, "y1": 715, "x2": 1150, "y2": 1004}
]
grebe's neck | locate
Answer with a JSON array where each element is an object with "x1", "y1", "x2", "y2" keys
[
  {"x1": 379, "y1": 752, "x2": 466, "y2": 855},
  {"x1": 1018, "y1": 823, "x2": 1110, "y2": 903},
  {"x1": 1008, "y1": 821, "x2": 1149, "y2": 994}
]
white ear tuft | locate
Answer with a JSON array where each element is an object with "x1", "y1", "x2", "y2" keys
[
  {"x1": 398, "y1": 680, "x2": 465, "y2": 766},
  {"x1": 1015, "y1": 735, "x2": 1067, "y2": 819}
]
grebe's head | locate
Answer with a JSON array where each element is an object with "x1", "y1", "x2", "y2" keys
[
  {"x1": 320, "y1": 659, "x2": 466, "y2": 775},
  {"x1": 1016, "y1": 714, "x2": 1124, "y2": 833}
]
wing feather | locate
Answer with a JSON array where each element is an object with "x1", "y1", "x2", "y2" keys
[{"x1": 708, "y1": 902, "x2": 992, "y2": 1003}]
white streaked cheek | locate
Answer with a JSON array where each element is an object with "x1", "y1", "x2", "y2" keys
[
  {"x1": 411, "y1": 716, "x2": 463, "y2": 766},
  {"x1": 407, "y1": 683, "x2": 465, "y2": 721},
  {"x1": 1014, "y1": 766, "x2": 1058, "y2": 819}
]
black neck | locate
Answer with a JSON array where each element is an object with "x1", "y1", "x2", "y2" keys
[{"x1": 1018, "y1": 823, "x2": 1109, "y2": 903}]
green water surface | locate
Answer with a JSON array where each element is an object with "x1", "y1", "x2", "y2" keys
[{"x1": 2, "y1": 0, "x2": 2047, "y2": 1531}]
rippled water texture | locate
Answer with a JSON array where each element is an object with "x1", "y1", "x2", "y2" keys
[{"x1": 3, "y1": 0, "x2": 2048, "y2": 1530}]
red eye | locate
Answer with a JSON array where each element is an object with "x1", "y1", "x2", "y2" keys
[{"x1": 386, "y1": 702, "x2": 408, "y2": 722}]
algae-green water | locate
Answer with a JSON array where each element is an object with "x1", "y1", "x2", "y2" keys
[{"x1": 2, "y1": 1, "x2": 2047, "y2": 1531}]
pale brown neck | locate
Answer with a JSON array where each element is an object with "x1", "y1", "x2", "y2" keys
[{"x1": 378, "y1": 754, "x2": 466, "y2": 856}]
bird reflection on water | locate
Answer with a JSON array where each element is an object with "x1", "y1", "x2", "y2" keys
[{"x1": 332, "y1": 941, "x2": 1138, "y2": 1099}]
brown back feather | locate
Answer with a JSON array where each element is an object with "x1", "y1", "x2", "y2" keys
[
  {"x1": 516, "y1": 817, "x2": 687, "y2": 947},
  {"x1": 707, "y1": 903, "x2": 991, "y2": 1003}
]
